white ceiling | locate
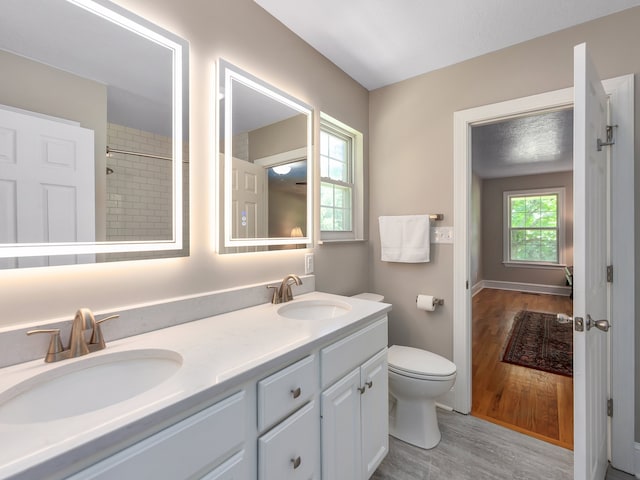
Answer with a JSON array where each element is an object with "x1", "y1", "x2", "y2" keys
[{"x1": 255, "y1": 0, "x2": 640, "y2": 90}]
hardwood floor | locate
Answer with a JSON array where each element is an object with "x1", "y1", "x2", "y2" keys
[{"x1": 471, "y1": 288, "x2": 574, "y2": 449}]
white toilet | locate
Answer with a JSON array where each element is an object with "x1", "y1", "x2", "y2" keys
[{"x1": 352, "y1": 293, "x2": 457, "y2": 450}]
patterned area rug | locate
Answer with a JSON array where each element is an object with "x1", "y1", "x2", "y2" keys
[{"x1": 502, "y1": 310, "x2": 573, "y2": 377}]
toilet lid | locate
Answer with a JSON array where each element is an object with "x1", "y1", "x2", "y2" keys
[
  {"x1": 388, "y1": 345, "x2": 456, "y2": 377},
  {"x1": 351, "y1": 292, "x2": 384, "y2": 302}
]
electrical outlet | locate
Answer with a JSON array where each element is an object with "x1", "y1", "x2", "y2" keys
[
  {"x1": 304, "y1": 253, "x2": 314, "y2": 274},
  {"x1": 432, "y1": 226, "x2": 454, "y2": 244}
]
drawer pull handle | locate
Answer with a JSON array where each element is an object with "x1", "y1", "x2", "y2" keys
[
  {"x1": 291, "y1": 387, "x2": 301, "y2": 399},
  {"x1": 358, "y1": 386, "x2": 366, "y2": 394},
  {"x1": 365, "y1": 380, "x2": 373, "y2": 389},
  {"x1": 291, "y1": 456, "x2": 302, "y2": 469}
]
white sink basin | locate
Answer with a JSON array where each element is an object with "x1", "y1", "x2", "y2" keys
[
  {"x1": 277, "y1": 299, "x2": 352, "y2": 320},
  {"x1": 0, "y1": 349, "x2": 182, "y2": 424}
]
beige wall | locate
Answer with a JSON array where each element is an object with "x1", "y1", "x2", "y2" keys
[
  {"x1": 369, "y1": 8, "x2": 640, "y2": 437},
  {"x1": 0, "y1": 50, "x2": 108, "y2": 241},
  {"x1": 481, "y1": 171, "x2": 573, "y2": 286},
  {"x1": 0, "y1": 0, "x2": 369, "y2": 324},
  {"x1": 249, "y1": 114, "x2": 307, "y2": 161}
]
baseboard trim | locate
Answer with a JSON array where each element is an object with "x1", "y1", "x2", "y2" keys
[
  {"x1": 635, "y1": 442, "x2": 640, "y2": 478},
  {"x1": 479, "y1": 280, "x2": 571, "y2": 297},
  {"x1": 471, "y1": 281, "x2": 484, "y2": 297}
]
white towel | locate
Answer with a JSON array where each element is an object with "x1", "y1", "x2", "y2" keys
[{"x1": 378, "y1": 215, "x2": 431, "y2": 263}]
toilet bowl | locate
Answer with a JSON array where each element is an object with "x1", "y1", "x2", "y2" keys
[
  {"x1": 388, "y1": 345, "x2": 456, "y2": 449},
  {"x1": 352, "y1": 293, "x2": 457, "y2": 450}
]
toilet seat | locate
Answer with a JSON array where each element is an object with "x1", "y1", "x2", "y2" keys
[{"x1": 388, "y1": 345, "x2": 456, "y2": 380}]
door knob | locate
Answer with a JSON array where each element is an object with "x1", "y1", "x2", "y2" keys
[{"x1": 587, "y1": 314, "x2": 610, "y2": 332}]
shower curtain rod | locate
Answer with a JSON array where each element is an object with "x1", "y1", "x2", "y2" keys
[{"x1": 106, "y1": 146, "x2": 176, "y2": 162}]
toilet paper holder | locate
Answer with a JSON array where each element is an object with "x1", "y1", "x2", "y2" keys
[{"x1": 416, "y1": 296, "x2": 444, "y2": 308}]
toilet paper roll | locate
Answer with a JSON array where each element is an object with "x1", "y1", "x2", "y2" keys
[{"x1": 416, "y1": 294, "x2": 436, "y2": 312}]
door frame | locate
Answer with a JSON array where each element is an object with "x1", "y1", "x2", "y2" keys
[{"x1": 452, "y1": 74, "x2": 635, "y2": 471}]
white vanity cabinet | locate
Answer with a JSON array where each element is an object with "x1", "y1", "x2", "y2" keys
[
  {"x1": 68, "y1": 391, "x2": 248, "y2": 480},
  {"x1": 319, "y1": 317, "x2": 389, "y2": 480},
  {"x1": 257, "y1": 355, "x2": 320, "y2": 479}
]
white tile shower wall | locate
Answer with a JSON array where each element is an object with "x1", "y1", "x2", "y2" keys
[{"x1": 106, "y1": 123, "x2": 173, "y2": 242}]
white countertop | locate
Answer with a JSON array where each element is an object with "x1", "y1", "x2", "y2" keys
[{"x1": 0, "y1": 291, "x2": 391, "y2": 480}]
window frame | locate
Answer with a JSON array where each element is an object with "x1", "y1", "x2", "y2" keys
[
  {"x1": 319, "y1": 113, "x2": 364, "y2": 242},
  {"x1": 502, "y1": 187, "x2": 566, "y2": 267}
]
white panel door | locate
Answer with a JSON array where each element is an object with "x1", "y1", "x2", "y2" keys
[
  {"x1": 360, "y1": 349, "x2": 388, "y2": 479},
  {"x1": 231, "y1": 156, "x2": 267, "y2": 252},
  {"x1": 232, "y1": 157, "x2": 267, "y2": 238},
  {"x1": 573, "y1": 42, "x2": 609, "y2": 480},
  {"x1": 321, "y1": 368, "x2": 362, "y2": 480},
  {"x1": 0, "y1": 106, "x2": 95, "y2": 267}
]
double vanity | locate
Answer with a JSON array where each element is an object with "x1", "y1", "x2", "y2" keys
[
  {"x1": 0, "y1": 1, "x2": 384, "y2": 478},
  {"x1": 0, "y1": 291, "x2": 391, "y2": 480}
]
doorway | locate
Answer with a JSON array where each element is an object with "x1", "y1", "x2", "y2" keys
[
  {"x1": 469, "y1": 108, "x2": 575, "y2": 447},
  {"x1": 451, "y1": 76, "x2": 635, "y2": 473}
]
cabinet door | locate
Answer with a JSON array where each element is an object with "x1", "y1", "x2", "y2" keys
[
  {"x1": 321, "y1": 368, "x2": 362, "y2": 480},
  {"x1": 200, "y1": 451, "x2": 246, "y2": 480},
  {"x1": 360, "y1": 349, "x2": 388, "y2": 479},
  {"x1": 68, "y1": 391, "x2": 246, "y2": 480}
]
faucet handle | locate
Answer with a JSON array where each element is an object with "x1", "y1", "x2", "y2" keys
[
  {"x1": 27, "y1": 329, "x2": 65, "y2": 363},
  {"x1": 267, "y1": 285, "x2": 280, "y2": 304},
  {"x1": 89, "y1": 314, "x2": 120, "y2": 350}
]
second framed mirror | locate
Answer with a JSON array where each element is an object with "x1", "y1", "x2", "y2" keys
[{"x1": 217, "y1": 59, "x2": 313, "y2": 252}]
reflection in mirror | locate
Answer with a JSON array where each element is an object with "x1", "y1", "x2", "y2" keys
[
  {"x1": 218, "y1": 59, "x2": 312, "y2": 252},
  {"x1": 0, "y1": 0, "x2": 189, "y2": 269}
]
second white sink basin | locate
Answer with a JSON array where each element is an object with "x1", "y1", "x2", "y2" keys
[
  {"x1": 0, "y1": 349, "x2": 182, "y2": 424},
  {"x1": 277, "y1": 299, "x2": 352, "y2": 320}
]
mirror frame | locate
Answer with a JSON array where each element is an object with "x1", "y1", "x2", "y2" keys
[
  {"x1": 0, "y1": 0, "x2": 188, "y2": 259},
  {"x1": 218, "y1": 59, "x2": 313, "y2": 249}
]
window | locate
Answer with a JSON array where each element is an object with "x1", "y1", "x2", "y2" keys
[
  {"x1": 503, "y1": 188, "x2": 565, "y2": 265},
  {"x1": 320, "y1": 113, "x2": 363, "y2": 241}
]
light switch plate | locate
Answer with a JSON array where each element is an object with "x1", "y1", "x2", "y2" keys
[
  {"x1": 304, "y1": 253, "x2": 314, "y2": 274},
  {"x1": 432, "y1": 226, "x2": 453, "y2": 244}
]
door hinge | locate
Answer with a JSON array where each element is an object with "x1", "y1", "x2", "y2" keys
[
  {"x1": 606, "y1": 265, "x2": 613, "y2": 283},
  {"x1": 466, "y1": 280, "x2": 469, "y2": 290},
  {"x1": 607, "y1": 398, "x2": 613, "y2": 417},
  {"x1": 597, "y1": 125, "x2": 617, "y2": 151}
]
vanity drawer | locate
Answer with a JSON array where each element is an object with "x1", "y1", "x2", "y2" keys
[
  {"x1": 258, "y1": 400, "x2": 320, "y2": 480},
  {"x1": 70, "y1": 391, "x2": 246, "y2": 479},
  {"x1": 320, "y1": 316, "x2": 388, "y2": 388},
  {"x1": 257, "y1": 354, "x2": 317, "y2": 432}
]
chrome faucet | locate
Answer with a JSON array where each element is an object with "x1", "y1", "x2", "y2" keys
[
  {"x1": 268, "y1": 274, "x2": 303, "y2": 304},
  {"x1": 27, "y1": 308, "x2": 119, "y2": 363}
]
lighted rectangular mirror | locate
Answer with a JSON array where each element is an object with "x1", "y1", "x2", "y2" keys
[
  {"x1": 0, "y1": 0, "x2": 189, "y2": 268},
  {"x1": 217, "y1": 59, "x2": 312, "y2": 252}
]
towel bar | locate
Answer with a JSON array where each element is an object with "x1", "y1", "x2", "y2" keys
[{"x1": 429, "y1": 214, "x2": 444, "y2": 221}]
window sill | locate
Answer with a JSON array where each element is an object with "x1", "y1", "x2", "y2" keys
[{"x1": 503, "y1": 261, "x2": 566, "y2": 270}]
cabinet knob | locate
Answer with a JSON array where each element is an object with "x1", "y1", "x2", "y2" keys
[
  {"x1": 290, "y1": 387, "x2": 301, "y2": 399},
  {"x1": 291, "y1": 456, "x2": 302, "y2": 469},
  {"x1": 365, "y1": 380, "x2": 373, "y2": 389},
  {"x1": 358, "y1": 386, "x2": 366, "y2": 395}
]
